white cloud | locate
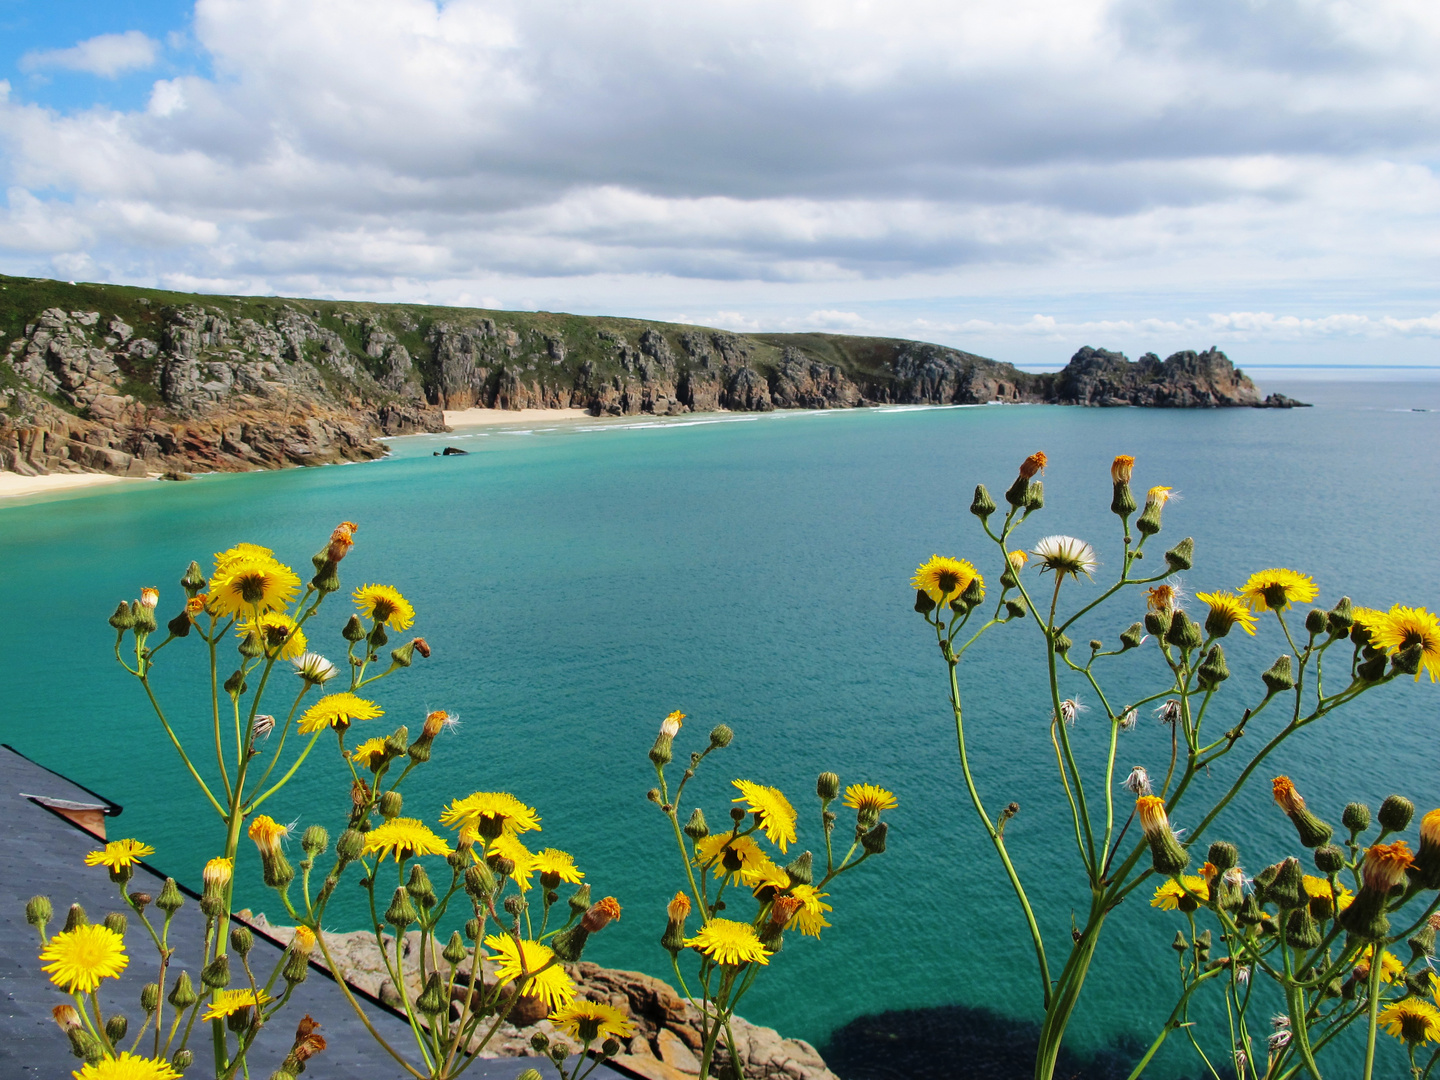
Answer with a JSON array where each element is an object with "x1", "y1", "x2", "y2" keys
[
  {"x1": 1, "y1": 0, "x2": 1439, "y2": 364},
  {"x1": 20, "y1": 31, "x2": 161, "y2": 79}
]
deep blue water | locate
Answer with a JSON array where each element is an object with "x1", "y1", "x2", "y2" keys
[{"x1": 2, "y1": 379, "x2": 1437, "y2": 1077}]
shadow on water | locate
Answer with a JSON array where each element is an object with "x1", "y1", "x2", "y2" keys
[{"x1": 821, "y1": 1004, "x2": 1192, "y2": 1080}]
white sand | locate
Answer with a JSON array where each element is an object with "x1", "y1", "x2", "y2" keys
[
  {"x1": 0, "y1": 471, "x2": 135, "y2": 502},
  {"x1": 443, "y1": 407, "x2": 593, "y2": 427}
]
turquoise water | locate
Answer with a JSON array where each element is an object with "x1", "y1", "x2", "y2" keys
[{"x1": 3, "y1": 381, "x2": 1438, "y2": 1076}]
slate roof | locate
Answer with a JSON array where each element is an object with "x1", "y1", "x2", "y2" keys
[{"x1": 0, "y1": 744, "x2": 624, "y2": 1080}]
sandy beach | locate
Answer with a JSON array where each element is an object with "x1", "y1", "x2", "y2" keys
[
  {"x1": 443, "y1": 407, "x2": 593, "y2": 427},
  {"x1": 0, "y1": 471, "x2": 138, "y2": 503}
]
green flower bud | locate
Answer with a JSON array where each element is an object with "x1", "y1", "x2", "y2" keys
[
  {"x1": 167, "y1": 971, "x2": 198, "y2": 1009},
  {"x1": 222, "y1": 669, "x2": 247, "y2": 698},
  {"x1": 1285, "y1": 907, "x2": 1322, "y2": 949},
  {"x1": 1023, "y1": 481, "x2": 1044, "y2": 513},
  {"x1": 1236, "y1": 893, "x2": 1264, "y2": 927},
  {"x1": 105, "y1": 1014, "x2": 128, "y2": 1044},
  {"x1": 1052, "y1": 633, "x2": 1072, "y2": 655},
  {"x1": 132, "y1": 600, "x2": 157, "y2": 635},
  {"x1": 960, "y1": 575, "x2": 985, "y2": 609},
  {"x1": 816, "y1": 773, "x2": 840, "y2": 802},
  {"x1": 172, "y1": 1049, "x2": 193, "y2": 1072},
  {"x1": 389, "y1": 641, "x2": 415, "y2": 668},
  {"x1": 141, "y1": 983, "x2": 161, "y2": 1013},
  {"x1": 1356, "y1": 652, "x2": 1387, "y2": 681},
  {"x1": 282, "y1": 945, "x2": 310, "y2": 985},
  {"x1": 1197, "y1": 644, "x2": 1230, "y2": 690},
  {"x1": 230, "y1": 926, "x2": 253, "y2": 958},
  {"x1": 342, "y1": 614, "x2": 366, "y2": 641},
  {"x1": 378, "y1": 791, "x2": 403, "y2": 820},
  {"x1": 970, "y1": 484, "x2": 997, "y2": 518},
  {"x1": 551, "y1": 923, "x2": 590, "y2": 962},
  {"x1": 1004, "y1": 474, "x2": 1029, "y2": 508},
  {"x1": 1004, "y1": 599, "x2": 1027, "y2": 620},
  {"x1": 1343, "y1": 802, "x2": 1372, "y2": 834},
  {"x1": 1327, "y1": 597, "x2": 1354, "y2": 635},
  {"x1": 385, "y1": 887, "x2": 417, "y2": 929},
  {"x1": 1119, "y1": 622, "x2": 1144, "y2": 650},
  {"x1": 1392, "y1": 642, "x2": 1425, "y2": 677},
  {"x1": 1270, "y1": 858, "x2": 1304, "y2": 909},
  {"x1": 1164, "y1": 537, "x2": 1194, "y2": 573},
  {"x1": 861, "y1": 822, "x2": 888, "y2": 854},
  {"x1": 167, "y1": 610, "x2": 193, "y2": 638},
  {"x1": 443, "y1": 931, "x2": 468, "y2": 966},
  {"x1": 1409, "y1": 923, "x2": 1437, "y2": 963},
  {"x1": 1112, "y1": 481, "x2": 1137, "y2": 518},
  {"x1": 180, "y1": 561, "x2": 207, "y2": 596},
  {"x1": 1172, "y1": 930, "x2": 1188, "y2": 953},
  {"x1": 1194, "y1": 928, "x2": 1212, "y2": 963},
  {"x1": 1379, "y1": 795, "x2": 1415, "y2": 833},
  {"x1": 406, "y1": 864, "x2": 436, "y2": 908},
  {"x1": 1261, "y1": 654, "x2": 1295, "y2": 694},
  {"x1": 62, "y1": 903, "x2": 90, "y2": 933},
  {"x1": 785, "y1": 852, "x2": 814, "y2": 887},
  {"x1": 709, "y1": 724, "x2": 733, "y2": 748},
  {"x1": 238, "y1": 628, "x2": 266, "y2": 658},
  {"x1": 531, "y1": 1031, "x2": 551, "y2": 1052},
  {"x1": 504, "y1": 895, "x2": 527, "y2": 917},
  {"x1": 1143, "y1": 611, "x2": 1166, "y2": 637},
  {"x1": 601, "y1": 1037, "x2": 622, "y2": 1058},
  {"x1": 1304, "y1": 609, "x2": 1327, "y2": 635},
  {"x1": 1165, "y1": 610, "x2": 1203, "y2": 651},
  {"x1": 568, "y1": 883, "x2": 592, "y2": 918},
  {"x1": 261, "y1": 849, "x2": 294, "y2": 889},
  {"x1": 109, "y1": 601, "x2": 136, "y2": 630},
  {"x1": 913, "y1": 589, "x2": 936, "y2": 614},
  {"x1": 1207, "y1": 842, "x2": 1238, "y2": 873},
  {"x1": 1313, "y1": 845, "x2": 1345, "y2": 874},
  {"x1": 369, "y1": 623, "x2": 389, "y2": 648},
  {"x1": 101, "y1": 911, "x2": 127, "y2": 936},
  {"x1": 201, "y1": 954, "x2": 231, "y2": 989},
  {"x1": 464, "y1": 862, "x2": 496, "y2": 901},
  {"x1": 301, "y1": 825, "x2": 329, "y2": 856},
  {"x1": 465, "y1": 918, "x2": 482, "y2": 941},
  {"x1": 26, "y1": 895, "x2": 53, "y2": 929}
]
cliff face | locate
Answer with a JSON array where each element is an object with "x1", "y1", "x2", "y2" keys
[{"x1": 0, "y1": 274, "x2": 1276, "y2": 478}]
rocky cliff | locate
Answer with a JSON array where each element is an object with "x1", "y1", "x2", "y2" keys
[{"x1": 0, "y1": 273, "x2": 1286, "y2": 479}]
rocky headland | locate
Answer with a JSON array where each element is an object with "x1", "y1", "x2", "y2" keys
[{"x1": 0, "y1": 274, "x2": 1299, "y2": 480}]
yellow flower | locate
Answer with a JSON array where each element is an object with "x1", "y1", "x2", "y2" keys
[
  {"x1": 201, "y1": 988, "x2": 272, "y2": 1021},
  {"x1": 842, "y1": 783, "x2": 898, "y2": 824},
  {"x1": 1150, "y1": 876, "x2": 1209, "y2": 910},
  {"x1": 363, "y1": 818, "x2": 454, "y2": 862},
  {"x1": 911, "y1": 556, "x2": 983, "y2": 606},
  {"x1": 1195, "y1": 591, "x2": 1258, "y2": 637},
  {"x1": 683, "y1": 919, "x2": 770, "y2": 966},
  {"x1": 352, "y1": 583, "x2": 415, "y2": 630},
  {"x1": 72, "y1": 1051, "x2": 183, "y2": 1080},
  {"x1": 1239, "y1": 568, "x2": 1318, "y2": 612},
  {"x1": 732, "y1": 780, "x2": 798, "y2": 852},
  {"x1": 1007, "y1": 550, "x2": 1029, "y2": 570},
  {"x1": 248, "y1": 815, "x2": 289, "y2": 856},
  {"x1": 483, "y1": 935, "x2": 575, "y2": 1009},
  {"x1": 790, "y1": 884, "x2": 832, "y2": 938},
  {"x1": 40, "y1": 924, "x2": 128, "y2": 994},
  {"x1": 549, "y1": 999, "x2": 636, "y2": 1043},
  {"x1": 297, "y1": 691, "x2": 383, "y2": 734},
  {"x1": 1302, "y1": 874, "x2": 1354, "y2": 911},
  {"x1": 84, "y1": 838, "x2": 154, "y2": 871},
  {"x1": 1359, "y1": 945, "x2": 1406, "y2": 985},
  {"x1": 208, "y1": 557, "x2": 300, "y2": 618},
  {"x1": 214, "y1": 543, "x2": 275, "y2": 571},
  {"x1": 486, "y1": 831, "x2": 538, "y2": 890},
  {"x1": 746, "y1": 859, "x2": 790, "y2": 895},
  {"x1": 1111, "y1": 455, "x2": 1135, "y2": 483},
  {"x1": 440, "y1": 791, "x2": 542, "y2": 837},
  {"x1": 533, "y1": 848, "x2": 584, "y2": 885},
  {"x1": 238, "y1": 611, "x2": 307, "y2": 660},
  {"x1": 1380, "y1": 999, "x2": 1440, "y2": 1045},
  {"x1": 694, "y1": 833, "x2": 771, "y2": 881},
  {"x1": 347, "y1": 737, "x2": 390, "y2": 772},
  {"x1": 1370, "y1": 605, "x2": 1440, "y2": 683}
]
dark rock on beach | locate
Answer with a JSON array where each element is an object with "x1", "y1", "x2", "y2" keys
[{"x1": 1256, "y1": 392, "x2": 1312, "y2": 408}]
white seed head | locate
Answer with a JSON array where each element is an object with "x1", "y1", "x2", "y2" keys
[{"x1": 293, "y1": 652, "x2": 338, "y2": 685}]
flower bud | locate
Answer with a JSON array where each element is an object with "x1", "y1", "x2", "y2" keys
[
  {"x1": 487, "y1": 854, "x2": 516, "y2": 878},
  {"x1": 1379, "y1": 794, "x2": 1415, "y2": 833},
  {"x1": 132, "y1": 598, "x2": 157, "y2": 635},
  {"x1": 151, "y1": 876, "x2": 184, "y2": 916},
  {"x1": 230, "y1": 926, "x2": 253, "y2": 958},
  {"x1": 465, "y1": 918, "x2": 482, "y2": 941},
  {"x1": 140, "y1": 983, "x2": 161, "y2": 1014},
  {"x1": 1356, "y1": 652, "x2": 1387, "y2": 682},
  {"x1": 62, "y1": 903, "x2": 88, "y2": 932},
  {"x1": 1340, "y1": 842, "x2": 1415, "y2": 940},
  {"x1": 172, "y1": 1050, "x2": 193, "y2": 1070},
  {"x1": 1119, "y1": 622, "x2": 1144, "y2": 651},
  {"x1": 1136, "y1": 486, "x2": 1173, "y2": 535},
  {"x1": 369, "y1": 623, "x2": 389, "y2": 648},
  {"x1": 1172, "y1": 930, "x2": 1188, "y2": 953},
  {"x1": 1304, "y1": 609, "x2": 1327, "y2": 635},
  {"x1": 1285, "y1": 907, "x2": 1322, "y2": 949},
  {"x1": 1270, "y1": 857, "x2": 1304, "y2": 908},
  {"x1": 103, "y1": 911, "x2": 127, "y2": 936},
  {"x1": 238, "y1": 628, "x2": 266, "y2": 658},
  {"x1": 168, "y1": 610, "x2": 194, "y2": 638},
  {"x1": 1326, "y1": 597, "x2": 1354, "y2": 635},
  {"x1": 336, "y1": 828, "x2": 365, "y2": 864},
  {"x1": 551, "y1": 922, "x2": 590, "y2": 962},
  {"x1": 223, "y1": 669, "x2": 247, "y2": 698},
  {"x1": 1023, "y1": 481, "x2": 1044, "y2": 513},
  {"x1": 816, "y1": 773, "x2": 840, "y2": 802},
  {"x1": 1393, "y1": 642, "x2": 1425, "y2": 677},
  {"x1": 1197, "y1": 644, "x2": 1229, "y2": 690},
  {"x1": 443, "y1": 931, "x2": 468, "y2": 966},
  {"x1": 1165, "y1": 610, "x2": 1203, "y2": 651},
  {"x1": 464, "y1": 862, "x2": 497, "y2": 901},
  {"x1": 181, "y1": 560, "x2": 207, "y2": 595},
  {"x1": 390, "y1": 641, "x2": 415, "y2": 668},
  {"x1": 416, "y1": 972, "x2": 447, "y2": 1016},
  {"x1": 385, "y1": 887, "x2": 417, "y2": 929},
  {"x1": 105, "y1": 1014, "x2": 129, "y2": 1044},
  {"x1": 168, "y1": 971, "x2": 199, "y2": 1009},
  {"x1": 970, "y1": 484, "x2": 997, "y2": 519},
  {"x1": 26, "y1": 895, "x2": 52, "y2": 929},
  {"x1": 406, "y1": 864, "x2": 436, "y2": 909},
  {"x1": 201, "y1": 954, "x2": 231, "y2": 989},
  {"x1": 1136, "y1": 796, "x2": 1188, "y2": 876},
  {"x1": 504, "y1": 894, "x2": 527, "y2": 918},
  {"x1": 709, "y1": 724, "x2": 733, "y2": 748},
  {"x1": 342, "y1": 614, "x2": 366, "y2": 642},
  {"x1": 568, "y1": 883, "x2": 592, "y2": 918},
  {"x1": 914, "y1": 589, "x2": 937, "y2": 614},
  {"x1": 1164, "y1": 538, "x2": 1194, "y2": 573},
  {"x1": 785, "y1": 852, "x2": 814, "y2": 887},
  {"x1": 861, "y1": 822, "x2": 888, "y2": 854},
  {"x1": 1004, "y1": 600, "x2": 1027, "y2": 620},
  {"x1": 1272, "y1": 776, "x2": 1333, "y2": 849},
  {"x1": 109, "y1": 600, "x2": 136, "y2": 630},
  {"x1": 379, "y1": 791, "x2": 403, "y2": 820},
  {"x1": 518, "y1": 1071, "x2": 544, "y2": 1080},
  {"x1": 1313, "y1": 844, "x2": 1345, "y2": 874},
  {"x1": 1409, "y1": 922, "x2": 1436, "y2": 963},
  {"x1": 601, "y1": 1037, "x2": 621, "y2": 1058},
  {"x1": 301, "y1": 825, "x2": 329, "y2": 857},
  {"x1": 1052, "y1": 633, "x2": 1072, "y2": 655},
  {"x1": 1207, "y1": 842, "x2": 1238, "y2": 873},
  {"x1": 1343, "y1": 802, "x2": 1372, "y2": 834},
  {"x1": 283, "y1": 928, "x2": 315, "y2": 984},
  {"x1": 1112, "y1": 481, "x2": 1137, "y2": 518},
  {"x1": 1261, "y1": 655, "x2": 1295, "y2": 694}
]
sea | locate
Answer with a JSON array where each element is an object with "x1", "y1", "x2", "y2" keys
[{"x1": 3, "y1": 376, "x2": 1437, "y2": 1078}]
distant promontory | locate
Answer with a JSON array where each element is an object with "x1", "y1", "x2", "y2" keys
[{"x1": 0, "y1": 274, "x2": 1300, "y2": 478}]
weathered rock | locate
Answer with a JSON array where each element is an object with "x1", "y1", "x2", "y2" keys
[
  {"x1": 1051, "y1": 346, "x2": 1261, "y2": 407},
  {"x1": 1256, "y1": 393, "x2": 1312, "y2": 408}
]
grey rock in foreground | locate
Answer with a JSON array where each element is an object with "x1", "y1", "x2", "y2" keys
[{"x1": 250, "y1": 916, "x2": 838, "y2": 1080}]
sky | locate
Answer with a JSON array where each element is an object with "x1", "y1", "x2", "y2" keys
[{"x1": 1, "y1": 1, "x2": 1438, "y2": 370}]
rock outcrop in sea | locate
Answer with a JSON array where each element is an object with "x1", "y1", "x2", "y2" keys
[{"x1": 0, "y1": 274, "x2": 1291, "y2": 479}]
